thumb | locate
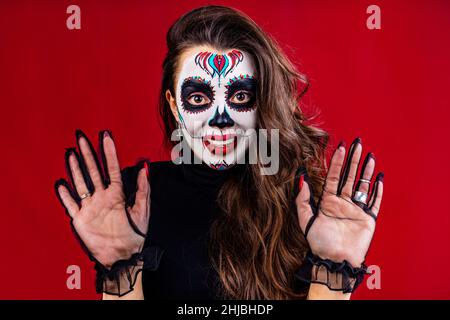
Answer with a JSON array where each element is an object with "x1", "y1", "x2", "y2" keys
[
  {"x1": 129, "y1": 162, "x2": 150, "y2": 235},
  {"x1": 295, "y1": 174, "x2": 315, "y2": 234}
]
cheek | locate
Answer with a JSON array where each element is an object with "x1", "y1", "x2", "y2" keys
[
  {"x1": 176, "y1": 95, "x2": 216, "y2": 133},
  {"x1": 227, "y1": 108, "x2": 257, "y2": 129}
]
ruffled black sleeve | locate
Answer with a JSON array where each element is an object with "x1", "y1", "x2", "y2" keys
[
  {"x1": 95, "y1": 244, "x2": 164, "y2": 296},
  {"x1": 295, "y1": 251, "x2": 368, "y2": 294}
]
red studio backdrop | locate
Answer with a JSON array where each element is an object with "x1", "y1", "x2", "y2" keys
[{"x1": 0, "y1": 0, "x2": 449, "y2": 300}]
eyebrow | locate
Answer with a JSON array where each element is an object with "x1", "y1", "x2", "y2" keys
[
  {"x1": 225, "y1": 76, "x2": 257, "y2": 96},
  {"x1": 179, "y1": 77, "x2": 215, "y2": 113},
  {"x1": 180, "y1": 77, "x2": 214, "y2": 99}
]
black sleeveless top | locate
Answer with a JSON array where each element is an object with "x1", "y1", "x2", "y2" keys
[{"x1": 121, "y1": 161, "x2": 308, "y2": 299}]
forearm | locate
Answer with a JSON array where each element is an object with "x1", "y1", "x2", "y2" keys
[
  {"x1": 102, "y1": 272, "x2": 144, "y2": 300},
  {"x1": 307, "y1": 283, "x2": 351, "y2": 300}
]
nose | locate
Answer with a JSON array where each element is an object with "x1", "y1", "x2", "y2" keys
[{"x1": 208, "y1": 107, "x2": 235, "y2": 129}]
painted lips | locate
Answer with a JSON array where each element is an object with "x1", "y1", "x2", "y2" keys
[{"x1": 202, "y1": 133, "x2": 238, "y2": 155}]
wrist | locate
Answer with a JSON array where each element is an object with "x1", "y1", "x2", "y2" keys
[
  {"x1": 95, "y1": 259, "x2": 143, "y2": 296},
  {"x1": 295, "y1": 250, "x2": 368, "y2": 294},
  {"x1": 95, "y1": 243, "x2": 164, "y2": 296},
  {"x1": 102, "y1": 273, "x2": 144, "y2": 300},
  {"x1": 307, "y1": 283, "x2": 351, "y2": 300}
]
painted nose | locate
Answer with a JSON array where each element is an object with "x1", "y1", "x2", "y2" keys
[{"x1": 208, "y1": 107, "x2": 235, "y2": 129}]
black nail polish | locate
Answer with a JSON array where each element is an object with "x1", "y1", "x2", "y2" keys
[
  {"x1": 54, "y1": 178, "x2": 65, "y2": 188},
  {"x1": 103, "y1": 130, "x2": 113, "y2": 140},
  {"x1": 75, "y1": 129, "x2": 86, "y2": 140},
  {"x1": 368, "y1": 152, "x2": 376, "y2": 161},
  {"x1": 337, "y1": 140, "x2": 346, "y2": 149},
  {"x1": 65, "y1": 147, "x2": 76, "y2": 156},
  {"x1": 352, "y1": 137, "x2": 362, "y2": 145},
  {"x1": 376, "y1": 172, "x2": 384, "y2": 182}
]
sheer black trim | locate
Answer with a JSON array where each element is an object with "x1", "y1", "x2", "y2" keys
[
  {"x1": 295, "y1": 251, "x2": 368, "y2": 294},
  {"x1": 95, "y1": 244, "x2": 164, "y2": 297}
]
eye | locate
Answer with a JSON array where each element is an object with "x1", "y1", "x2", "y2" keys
[
  {"x1": 230, "y1": 91, "x2": 252, "y2": 104},
  {"x1": 187, "y1": 93, "x2": 211, "y2": 106}
]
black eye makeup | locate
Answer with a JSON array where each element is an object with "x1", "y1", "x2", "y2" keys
[
  {"x1": 225, "y1": 75, "x2": 257, "y2": 112},
  {"x1": 180, "y1": 76, "x2": 215, "y2": 113}
]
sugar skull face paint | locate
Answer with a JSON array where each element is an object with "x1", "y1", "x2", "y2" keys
[{"x1": 176, "y1": 48, "x2": 258, "y2": 170}]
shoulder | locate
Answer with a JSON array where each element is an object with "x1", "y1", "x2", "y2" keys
[
  {"x1": 149, "y1": 160, "x2": 181, "y2": 179},
  {"x1": 122, "y1": 160, "x2": 178, "y2": 176},
  {"x1": 120, "y1": 160, "x2": 181, "y2": 202},
  {"x1": 121, "y1": 160, "x2": 181, "y2": 188}
]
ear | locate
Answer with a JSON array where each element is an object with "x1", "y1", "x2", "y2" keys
[{"x1": 166, "y1": 89, "x2": 180, "y2": 122}]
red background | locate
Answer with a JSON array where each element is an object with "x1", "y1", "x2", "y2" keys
[{"x1": 0, "y1": 0, "x2": 449, "y2": 299}]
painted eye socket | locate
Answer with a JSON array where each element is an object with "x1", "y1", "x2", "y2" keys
[
  {"x1": 187, "y1": 93, "x2": 211, "y2": 106},
  {"x1": 230, "y1": 91, "x2": 252, "y2": 104}
]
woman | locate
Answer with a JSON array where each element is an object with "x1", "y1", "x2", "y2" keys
[{"x1": 55, "y1": 5, "x2": 384, "y2": 300}]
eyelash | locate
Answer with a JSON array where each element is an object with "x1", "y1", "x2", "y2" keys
[
  {"x1": 180, "y1": 75, "x2": 257, "y2": 113},
  {"x1": 224, "y1": 75, "x2": 257, "y2": 112},
  {"x1": 230, "y1": 91, "x2": 252, "y2": 103},
  {"x1": 226, "y1": 91, "x2": 256, "y2": 112},
  {"x1": 181, "y1": 92, "x2": 214, "y2": 114},
  {"x1": 187, "y1": 93, "x2": 211, "y2": 105}
]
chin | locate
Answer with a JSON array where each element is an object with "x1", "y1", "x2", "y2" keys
[
  {"x1": 200, "y1": 141, "x2": 249, "y2": 170},
  {"x1": 202, "y1": 150, "x2": 237, "y2": 170},
  {"x1": 208, "y1": 160, "x2": 234, "y2": 171}
]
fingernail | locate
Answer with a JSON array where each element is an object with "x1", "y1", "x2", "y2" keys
[
  {"x1": 376, "y1": 172, "x2": 384, "y2": 182},
  {"x1": 352, "y1": 137, "x2": 362, "y2": 145},
  {"x1": 103, "y1": 131, "x2": 110, "y2": 139},
  {"x1": 75, "y1": 129, "x2": 85, "y2": 140},
  {"x1": 299, "y1": 174, "x2": 304, "y2": 191},
  {"x1": 337, "y1": 140, "x2": 346, "y2": 149},
  {"x1": 65, "y1": 147, "x2": 76, "y2": 157},
  {"x1": 144, "y1": 162, "x2": 149, "y2": 178},
  {"x1": 54, "y1": 179, "x2": 65, "y2": 190},
  {"x1": 368, "y1": 152, "x2": 376, "y2": 161}
]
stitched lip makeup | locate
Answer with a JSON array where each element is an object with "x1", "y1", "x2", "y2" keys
[{"x1": 202, "y1": 133, "x2": 238, "y2": 155}]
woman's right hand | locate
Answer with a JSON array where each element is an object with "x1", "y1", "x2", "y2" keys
[{"x1": 55, "y1": 130, "x2": 150, "y2": 269}]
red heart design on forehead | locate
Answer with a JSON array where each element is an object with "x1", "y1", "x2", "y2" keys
[
  {"x1": 195, "y1": 50, "x2": 244, "y2": 87},
  {"x1": 213, "y1": 55, "x2": 226, "y2": 73}
]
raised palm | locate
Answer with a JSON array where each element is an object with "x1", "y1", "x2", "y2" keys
[
  {"x1": 55, "y1": 131, "x2": 150, "y2": 269},
  {"x1": 296, "y1": 137, "x2": 384, "y2": 267}
]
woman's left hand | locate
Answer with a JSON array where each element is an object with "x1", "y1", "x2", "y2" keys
[{"x1": 296, "y1": 137, "x2": 384, "y2": 267}]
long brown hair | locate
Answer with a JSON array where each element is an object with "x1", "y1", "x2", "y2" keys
[{"x1": 159, "y1": 5, "x2": 329, "y2": 299}]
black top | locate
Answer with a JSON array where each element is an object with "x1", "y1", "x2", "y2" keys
[{"x1": 121, "y1": 161, "x2": 308, "y2": 299}]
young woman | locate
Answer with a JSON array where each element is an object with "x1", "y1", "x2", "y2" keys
[{"x1": 55, "y1": 5, "x2": 384, "y2": 300}]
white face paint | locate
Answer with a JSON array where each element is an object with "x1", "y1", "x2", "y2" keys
[{"x1": 175, "y1": 48, "x2": 257, "y2": 170}]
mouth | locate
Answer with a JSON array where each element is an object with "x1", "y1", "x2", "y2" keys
[{"x1": 202, "y1": 133, "x2": 238, "y2": 156}]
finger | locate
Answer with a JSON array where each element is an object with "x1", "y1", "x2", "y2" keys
[
  {"x1": 65, "y1": 148, "x2": 90, "y2": 198},
  {"x1": 132, "y1": 163, "x2": 150, "y2": 215},
  {"x1": 339, "y1": 137, "x2": 362, "y2": 198},
  {"x1": 128, "y1": 162, "x2": 151, "y2": 237},
  {"x1": 324, "y1": 141, "x2": 346, "y2": 194},
  {"x1": 55, "y1": 179, "x2": 80, "y2": 218},
  {"x1": 354, "y1": 152, "x2": 376, "y2": 198},
  {"x1": 100, "y1": 131, "x2": 122, "y2": 185},
  {"x1": 76, "y1": 130, "x2": 105, "y2": 191},
  {"x1": 369, "y1": 172, "x2": 384, "y2": 216},
  {"x1": 295, "y1": 175, "x2": 314, "y2": 235}
]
